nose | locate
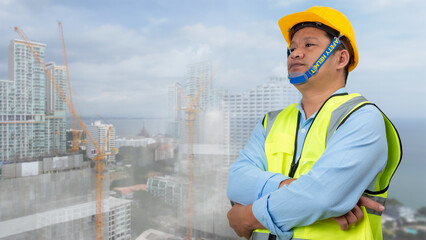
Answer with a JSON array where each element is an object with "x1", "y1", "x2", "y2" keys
[{"x1": 289, "y1": 47, "x2": 304, "y2": 59}]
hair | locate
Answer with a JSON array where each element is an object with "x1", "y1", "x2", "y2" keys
[{"x1": 290, "y1": 22, "x2": 351, "y2": 83}]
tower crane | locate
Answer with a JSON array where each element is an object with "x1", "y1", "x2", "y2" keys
[
  {"x1": 14, "y1": 26, "x2": 111, "y2": 240},
  {"x1": 58, "y1": 21, "x2": 80, "y2": 153},
  {"x1": 178, "y1": 63, "x2": 213, "y2": 240}
]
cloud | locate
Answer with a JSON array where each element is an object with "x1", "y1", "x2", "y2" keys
[
  {"x1": 2, "y1": 0, "x2": 425, "y2": 119},
  {"x1": 353, "y1": 0, "x2": 424, "y2": 12},
  {"x1": 267, "y1": 0, "x2": 308, "y2": 8}
]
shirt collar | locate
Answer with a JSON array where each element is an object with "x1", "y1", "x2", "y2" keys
[{"x1": 295, "y1": 87, "x2": 348, "y2": 120}]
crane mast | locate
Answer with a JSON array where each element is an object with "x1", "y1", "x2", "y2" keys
[
  {"x1": 179, "y1": 63, "x2": 212, "y2": 240},
  {"x1": 15, "y1": 26, "x2": 109, "y2": 240},
  {"x1": 58, "y1": 22, "x2": 80, "y2": 153}
]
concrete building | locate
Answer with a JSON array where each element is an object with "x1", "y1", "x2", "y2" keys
[
  {"x1": 0, "y1": 164, "x2": 131, "y2": 240},
  {"x1": 223, "y1": 76, "x2": 300, "y2": 157},
  {"x1": 86, "y1": 120, "x2": 116, "y2": 164},
  {"x1": 0, "y1": 40, "x2": 67, "y2": 162},
  {"x1": 147, "y1": 175, "x2": 186, "y2": 206},
  {"x1": 0, "y1": 40, "x2": 48, "y2": 162},
  {"x1": 115, "y1": 137, "x2": 156, "y2": 148},
  {"x1": 106, "y1": 197, "x2": 132, "y2": 240},
  {"x1": 167, "y1": 82, "x2": 182, "y2": 138},
  {"x1": 137, "y1": 229, "x2": 182, "y2": 240},
  {"x1": 45, "y1": 63, "x2": 67, "y2": 155},
  {"x1": 186, "y1": 62, "x2": 213, "y2": 111},
  {"x1": 1, "y1": 154, "x2": 85, "y2": 179}
]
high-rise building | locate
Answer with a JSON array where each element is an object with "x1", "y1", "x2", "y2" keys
[
  {"x1": 0, "y1": 40, "x2": 47, "y2": 162},
  {"x1": 167, "y1": 82, "x2": 182, "y2": 138},
  {"x1": 217, "y1": 76, "x2": 301, "y2": 229},
  {"x1": 223, "y1": 76, "x2": 301, "y2": 158},
  {"x1": 186, "y1": 61, "x2": 216, "y2": 111},
  {"x1": 86, "y1": 120, "x2": 116, "y2": 164},
  {"x1": 45, "y1": 62, "x2": 67, "y2": 155},
  {"x1": 0, "y1": 40, "x2": 68, "y2": 162}
]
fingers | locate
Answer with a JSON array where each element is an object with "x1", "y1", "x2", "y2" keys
[
  {"x1": 358, "y1": 196, "x2": 385, "y2": 212},
  {"x1": 344, "y1": 210, "x2": 358, "y2": 227},
  {"x1": 333, "y1": 205, "x2": 364, "y2": 231},
  {"x1": 351, "y1": 205, "x2": 364, "y2": 220},
  {"x1": 333, "y1": 216, "x2": 348, "y2": 230},
  {"x1": 227, "y1": 204, "x2": 254, "y2": 239}
]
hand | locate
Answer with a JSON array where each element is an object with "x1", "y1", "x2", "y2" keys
[
  {"x1": 227, "y1": 203, "x2": 265, "y2": 239},
  {"x1": 333, "y1": 204, "x2": 364, "y2": 230},
  {"x1": 278, "y1": 178, "x2": 296, "y2": 188},
  {"x1": 333, "y1": 195, "x2": 385, "y2": 230}
]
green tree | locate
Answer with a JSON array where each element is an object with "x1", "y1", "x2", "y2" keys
[
  {"x1": 387, "y1": 198, "x2": 403, "y2": 206},
  {"x1": 418, "y1": 206, "x2": 426, "y2": 216}
]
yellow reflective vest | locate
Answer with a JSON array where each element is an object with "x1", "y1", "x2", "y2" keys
[{"x1": 253, "y1": 93, "x2": 402, "y2": 240}]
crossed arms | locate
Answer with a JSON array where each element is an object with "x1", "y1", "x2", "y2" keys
[{"x1": 226, "y1": 105, "x2": 388, "y2": 239}]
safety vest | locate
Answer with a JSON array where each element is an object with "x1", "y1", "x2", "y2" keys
[{"x1": 253, "y1": 93, "x2": 402, "y2": 240}]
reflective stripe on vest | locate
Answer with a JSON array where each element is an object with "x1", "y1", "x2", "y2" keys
[{"x1": 253, "y1": 93, "x2": 402, "y2": 240}]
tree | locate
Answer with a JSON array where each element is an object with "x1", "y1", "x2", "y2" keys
[
  {"x1": 418, "y1": 206, "x2": 426, "y2": 216},
  {"x1": 387, "y1": 198, "x2": 403, "y2": 206}
]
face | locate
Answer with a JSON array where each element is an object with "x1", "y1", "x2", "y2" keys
[{"x1": 287, "y1": 27, "x2": 333, "y2": 75}]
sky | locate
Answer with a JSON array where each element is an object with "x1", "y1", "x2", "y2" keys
[{"x1": 0, "y1": 0, "x2": 425, "y2": 119}]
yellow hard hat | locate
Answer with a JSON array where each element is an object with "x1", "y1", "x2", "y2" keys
[{"x1": 278, "y1": 6, "x2": 358, "y2": 72}]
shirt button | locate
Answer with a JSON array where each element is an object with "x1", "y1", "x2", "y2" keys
[{"x1": 301, "y1": 128, "x2": 306, "y2": 133}]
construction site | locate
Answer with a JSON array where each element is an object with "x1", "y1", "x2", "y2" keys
[
  {"x1": 0, "y1": 24, "x2": 132, "y2": 240},
  {"x1": 0, "y1": 24, "x2": 298, "y2": 240},
  {"x1": 0, "y1": 22, "x2": 302, "y2": 240}
]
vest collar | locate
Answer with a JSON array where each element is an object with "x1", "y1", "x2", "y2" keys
[{"x1": 296, "y1": 87, "x2": 348, "y2": 121}]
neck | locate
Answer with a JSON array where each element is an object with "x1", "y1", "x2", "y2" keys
[{"x1": 297, "y1": 82, "x2": 345, "y2": 119}]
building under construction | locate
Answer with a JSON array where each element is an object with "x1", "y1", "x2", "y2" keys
[
  {"x1": 0, "y1": 156, "x2": 131, "y2": 240},
  {"x1": 0, "y1": 32, "x2": 128, "y2": 240}
]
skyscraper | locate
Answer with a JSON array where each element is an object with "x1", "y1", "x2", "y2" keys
[
  {"x1": 86, "y1": 120, "x2": 116, "y2": 164},
  {"x1": 217, "y1": 77, "x2": 301, "y2": 229},
  {"x1": 1, "y1": 40, "x2": 47, "y2": 162},
  {"x1": 223, "y1": 76, "x2": 301, "y2": 158},
  {"x1": 167, "y1": 82, "x2": 182, "y2": 138},
  {"x1": 0, "y1": 40, "x2": 68, "y2": 163},
  {"x1": 186, "y1": 61, "x2": 215, "y2": 111},
  {"x1": 45, "y1": 62, "x2": 67, "y2": 155}
]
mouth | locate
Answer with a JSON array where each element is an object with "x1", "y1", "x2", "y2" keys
[{"x1": 288, "y1": 62, "x2": 306, "y2": 72}]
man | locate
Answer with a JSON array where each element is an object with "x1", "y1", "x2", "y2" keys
[{"x1": 226, "y1": 6, "x2": 401, "y2": 240}]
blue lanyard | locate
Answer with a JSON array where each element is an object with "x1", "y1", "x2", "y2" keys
[{"x1": 288, "y1": 36, "x2": 341, "y2": 85}]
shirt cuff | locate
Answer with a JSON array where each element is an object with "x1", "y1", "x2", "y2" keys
[
  {"x1": 258, "y1": 174, "x2": 289, "y2": 198},
  {"x1": 252, "y1": 195, "x2": 293, "y2": 239}
]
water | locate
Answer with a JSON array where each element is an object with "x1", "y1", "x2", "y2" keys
[{"x1": 387, "y1": 118, "x2": 426, "y2": 210}]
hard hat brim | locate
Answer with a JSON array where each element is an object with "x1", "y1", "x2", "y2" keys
[{"x1": 278, "y1": 12, "x2": 340, "y2": 46}]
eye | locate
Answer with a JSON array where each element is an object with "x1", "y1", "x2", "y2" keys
[{"x1": 305, "y1": 43, "x2": 315, "y2": 47}]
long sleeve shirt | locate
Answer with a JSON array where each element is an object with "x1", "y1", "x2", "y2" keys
[{"x1": 227, "y1": 88, "x2": 388, "y2": 240}]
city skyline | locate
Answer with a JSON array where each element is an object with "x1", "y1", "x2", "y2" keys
[
  {"x1": 0, "y1": 1, "x2": 425, "y2": 239},
  {"x1": 0, "y1": 0, "x2": 424, "y2": 119}
]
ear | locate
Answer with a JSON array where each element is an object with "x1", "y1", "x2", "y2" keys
[{"x1": 335, "y1": 49, "x2": 350, "y2": 70}]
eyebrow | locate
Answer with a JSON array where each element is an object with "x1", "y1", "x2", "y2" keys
[{"x1": 290, "y1": 36, "x2": 320, "y2": 45}]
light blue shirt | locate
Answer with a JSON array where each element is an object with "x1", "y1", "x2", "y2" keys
[{"x1": 227, "y1": 88, "x2": 388, "y2": 240}]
